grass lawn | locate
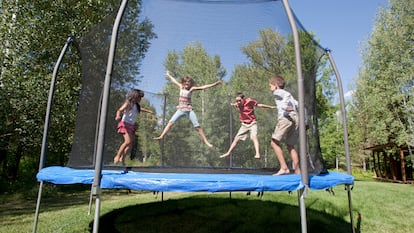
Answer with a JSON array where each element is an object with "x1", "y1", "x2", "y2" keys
[{"x1": 1, "y1": 176, "x2": 413, "y2": 233}]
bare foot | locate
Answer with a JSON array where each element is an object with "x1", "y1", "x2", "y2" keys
[
  {"x1": 254, "y1": 154, "x2": 260, "y2": 159},
  {"x1": 113, "y1": 156, "x2": 120, "y2": 164},
  {"x1": 220, "y1": 153, "x2": 230, "y2": 158},
  {"x1": 153, "y1": 136, "x2": 163, "y2": 140},
  {"x1": 272, "y1": 168, "x2": 290, "y2": 176},
  {"x1": 119, "y1": 156, "x2": 126, "y2": 166}
]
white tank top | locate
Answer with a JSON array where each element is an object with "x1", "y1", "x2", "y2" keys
[{"x1": 121, "y1": 104, "x2": 138, "y2": 124}]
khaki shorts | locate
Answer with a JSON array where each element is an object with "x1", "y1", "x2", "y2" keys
[
  {"x1": 235, "y1": 121, "x2": 258, "y2": 141},
  {"x1": 272, "y1": 114, "x2": 298, "y2": 145}
]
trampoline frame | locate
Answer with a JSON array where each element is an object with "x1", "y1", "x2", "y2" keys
[{"x1": 32, "y1": 1, "x2": 355, "y2": 233}]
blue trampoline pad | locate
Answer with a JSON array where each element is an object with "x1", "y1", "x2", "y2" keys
[{"x1": 37, "y1": 166, "x2": 354, "y2": 193}]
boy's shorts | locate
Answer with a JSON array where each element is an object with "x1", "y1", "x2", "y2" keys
[
  {"x1": 272, "y1": 114, "x2": 298, "y2": 145},
  {"x1": 235, "y1": 121, "x2": 257, "y2": 141}
]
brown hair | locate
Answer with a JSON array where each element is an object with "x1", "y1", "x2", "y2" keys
[
  {"x1": 181, "y1": 76, "x2": 194, "y2": 87},
  {"x1": 125, "y1": 89, "x2": 144, "y2": 111},
  {"x1": 235, "y1": 92, "x2": 245, "y2": 99},
  {"x1": 270, "y1": 75, "x2": 285, "y2": 89}
]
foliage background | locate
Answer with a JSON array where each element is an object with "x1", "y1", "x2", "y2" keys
[{"x1": 1, "y1": 0, "x2": 413, "y2": 192}]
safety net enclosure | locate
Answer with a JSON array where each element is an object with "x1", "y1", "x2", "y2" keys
[
  {"x1": 35, "y1": 1, "x2": 356, "y2": 233},
  {"x1": 66, "y1": 0, "x2": 329, "y2": 175}
]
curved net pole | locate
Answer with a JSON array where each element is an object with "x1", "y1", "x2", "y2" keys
[
  {"x1": 229, "y1": 94, "x2": 234, "y2": 167},
  {"x1": 281, "y1": 0, "x2": 308, "y2": 233},
  {"x1": 91, "y1": 1, "x2": 129, "y2": 233},
  {"x1": 33, "y1": 37, "x2": 73, "y2": 233},
  {"x1": 326, "y1": 50, "x2": 352, "y2": 175},
  {"x1": 326, "y1": 49, "x2": 355, "y2": 233},
  {"x1": 160, "y1": 94, "x2": 168, "y2": 166}
]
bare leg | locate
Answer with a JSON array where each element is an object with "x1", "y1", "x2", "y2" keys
[
  {"x1": 114, "y1": 133, "x2": 133, "y2": 164},
  {"x1": 271, "y1": 139, "x2": 290, "y2": 175},
  {"x1": 196, "y1": 127, "x2": 213, "y2": 147},
  {"x1": 287, "y1": 144, "x2": 300, "y2": 174},
  {"x1": 220, "y1": 137, "x2": 240, "y2": 158},
  {"x1": 251, "y1": 135, "x2": 260, "y2": 159},
  {"x1": 120, "y1": 136, "x2": 135, "y2": 166},
  {"x1": 154, "y1": 121, "x2": 174, "y2": 140},
  {"x1": 119, "y1": 145, "x2": 130, "y2": 164}
]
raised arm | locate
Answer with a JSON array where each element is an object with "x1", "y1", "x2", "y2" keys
[
  {"x1": 257, "y1": 103, "x2": 276, "y2": 109},
  {"x1": 166, "y1": 70, "x2": 182, "y2": 88},
  {"x1": 141, "y1": 108, "x2": 154, "y2": 114},
  {"x1": 191, "y1": 80, "x2": 222, "y2": 91}
]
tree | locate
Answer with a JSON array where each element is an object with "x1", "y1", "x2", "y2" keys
[
  {"x1": 160, "y1": 42, "x2": 228, "y2": 167},
  {"x1": 0, "y1": 0, "x2": 117, "y2": 188},
  {"x1": 0, "y1": 0, "x2": 156, "y2": 190},
  {"x1": 350, "y1": 0, "x2": 414, "y2": 164},
  {"x1": 230, "y1": 28, "x2": 335, "y2": 171}
]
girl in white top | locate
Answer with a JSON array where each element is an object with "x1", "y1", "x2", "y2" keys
[
  {"x1": 114, "y1": 89, "x2": 153, "y2": 165},
  {"x1": 154, "y1": 70, "x2": 222, "y2": 147}
]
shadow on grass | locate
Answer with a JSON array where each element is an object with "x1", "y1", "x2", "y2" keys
[
  {"x1": 0, "y1": 184, "x2": 92, "y2": 218},
  {"x1": 94, "y1": 196, "x2": 353, "y2": 233}
]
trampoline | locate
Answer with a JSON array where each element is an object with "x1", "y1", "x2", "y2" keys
[
  {"x1": 33, "y1": 1, "x2": 355, "y2": 233},
  {"x1": 37, "y1": 166, "x2": 354, "y2": 192}
]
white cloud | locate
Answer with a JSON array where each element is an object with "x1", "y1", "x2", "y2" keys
[{"x1": 344, "y1": 90, "x2": 354, "y2": 98}]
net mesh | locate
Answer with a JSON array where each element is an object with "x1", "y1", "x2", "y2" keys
[{"x1": 67, "y1": 0, "x2": 327, "y2": 174}]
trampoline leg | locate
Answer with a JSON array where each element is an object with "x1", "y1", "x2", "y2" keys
[
  {"x1": 92, "y1": 195, "x2": 101, "y2": 233},
  {"x1": 32, "y1": 181, "x2": 44, "y2": 233},
  {"x1": 297, "y1": 187, "x2": 308, "y2": 233},
  {"x1": 346, "y1": 184, "x2": 356, "y2": 233},
  {"x1": 88, "y1": 184, "x2": 94, "y2": 215}
]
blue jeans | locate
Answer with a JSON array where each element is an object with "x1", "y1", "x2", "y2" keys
[{"x1": 169, "y1": 109, "x2": 200, "y2": 127}]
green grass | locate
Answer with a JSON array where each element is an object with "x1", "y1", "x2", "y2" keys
[{"x1": 1, "y1": 178, "x2": 414, "y2": 233}]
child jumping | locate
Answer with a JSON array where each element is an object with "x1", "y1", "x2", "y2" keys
[
  {"x1": 154, "y1": 70, "x2": 222, "y2": 147},
  {"x1": 220, "y1": 92, "x2": 275, "y2": 159},
  {"x1": 114, "y1": 89, "x2": 153, "y2": 165},
  {"x1": 269, "y1": 75, "x2": 300, "y2": 175}
]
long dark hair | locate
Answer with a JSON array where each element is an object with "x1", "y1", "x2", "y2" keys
[{"x1": 125, "y1": 89, "x2": 144, "y2": 112}]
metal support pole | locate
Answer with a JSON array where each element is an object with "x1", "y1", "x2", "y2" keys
[
  {"x1": 228, "y1": 93, "x2": 233, "y2": 167},
  {"x1": 91, "y1": 1, "x2": 129, "y2": 233},
  {"x1": 33, "y1": 36, "x2": 73, "y2": 233},
  {"x1": 326, "y1": 49, "x2": 355, "y2": 233},
  {"x1": 298, "y1": 188, "x2": 308, "y2": 233},
  {"x1": 325, "y1": 50, "x2": 352, "y2": 174},
  {"x1": 281, "y1": 0, "x2": 308, "y2": 232},
  {"x1": 161, "y1": 93, "x2": 168, "y2": 166}
]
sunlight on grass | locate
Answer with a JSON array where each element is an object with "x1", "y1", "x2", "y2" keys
[{"x1": 1, "y1": 180, "x2": 413, "y2": 233}]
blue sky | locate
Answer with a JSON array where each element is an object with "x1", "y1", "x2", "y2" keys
[
  {"x1": 137, "y1": 0, "x2": 388, "y2": 97},
  {"x1": 289, "y1": 0, "x2": 388, "y2": 97}
]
